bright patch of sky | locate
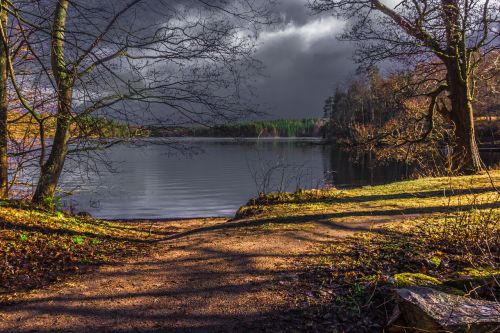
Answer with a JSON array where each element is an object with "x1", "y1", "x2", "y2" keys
[{"x1": 258, "y1": 16, "x2": 345, "y2": 52}]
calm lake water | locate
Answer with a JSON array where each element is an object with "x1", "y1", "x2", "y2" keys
[{"x1": 58, "y1": 138, "x2": 500, "y2": 219}]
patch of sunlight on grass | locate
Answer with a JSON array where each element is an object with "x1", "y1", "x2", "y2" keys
[{"x1": 235, "y1": 170, "x2": 500, "y2": 223}]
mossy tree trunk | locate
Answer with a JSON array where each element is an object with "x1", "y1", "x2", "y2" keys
[
  {"x1": 0, "y1": 7, "x2": 8, "y2": 198},
  {"x1": 32, "y1": 0, "x2": 73, "y2": 204},
  {"x1": 441, "y1": 0, "x2": 483, "y2": 174},
  {"x1": 446, "y1": 66, "x2": 483, "y2": 173}
]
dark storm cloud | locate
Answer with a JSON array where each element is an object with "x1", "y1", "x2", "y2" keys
[
  {"x1": 129, "y1": 0, "x2": 356, "y2": 120},
  {"x1": 132, "y1": 0, "x2": 357, "y2": 119},
  {"x1": 69, "y1": 0, "x2": 357, "y2": 120},
  {"x1": 272, "y1": 0, "x2": 312, "y2": 25},
  {"x1": 253, "y1": 0, "x2": 357, "y2": 119}
]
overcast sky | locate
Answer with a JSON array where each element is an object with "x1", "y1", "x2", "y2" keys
[
  {"x1": 68, "y1": 0, "x2": 357, "y2": 122},
  {"x1": 253, "y1": 0, "x2": 356, "y2": 119}
]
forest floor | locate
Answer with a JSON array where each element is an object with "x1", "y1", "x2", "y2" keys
[{"x1": 0, "y1": 171, "x2": 499, "y2": 332}]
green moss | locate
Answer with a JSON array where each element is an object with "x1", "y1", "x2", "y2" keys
[
  {"x1": 393, "y1": 273, "x2": 442, "y2": 287},
  {"x1": 392, "y1": 273, "x2": 466, "y2": 295},
  {"x1": 445, "y1": 267, "x2": 500, "y2": 294},
  {"x1": 458, "y1": 267, "x2": 500, "y2": 278},
  {"x1": 430, "y1": 256, "x2": 442, "y2": 267}
]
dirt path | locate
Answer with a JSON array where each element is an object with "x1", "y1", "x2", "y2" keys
[{"x1": 0, "y1": 216, "x2": 389, "y2": 332}]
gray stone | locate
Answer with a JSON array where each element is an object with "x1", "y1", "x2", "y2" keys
[{"x1": 394, "y1": 287, "x2": 500, "y2": 333}]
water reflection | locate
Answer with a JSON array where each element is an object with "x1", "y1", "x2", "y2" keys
[{"x1": 324, "y1": 146, "x2": 411, "y2": 188}]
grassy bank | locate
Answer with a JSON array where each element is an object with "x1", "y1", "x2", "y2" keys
[
  {"x1": 237, "y1": 171, "x2": 500, "y2": 220},
  {"x1": 0, "y1": 202, "x2": 151, "y2": 303},
  {"x1": 235, "y1": 171, "x2": 500, "y2": 331}
]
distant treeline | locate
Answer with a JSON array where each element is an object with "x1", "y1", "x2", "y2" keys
[
  {"x1": 148, "y1": 118, "x2": 328, "y2": 138},
  {"x1": 78, "y1": 116, "x2": 150, "y2": 138}
]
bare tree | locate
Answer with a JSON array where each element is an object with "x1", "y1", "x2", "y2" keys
[
  {"x1": 1, "y1": 0, "x2": 270, "y2": 205},
  {"x1": 310, "y1": 0, "x2": 500, "y2": 173},
  {"x1": 0, "y1": 3, "x2": 7, "y2": 197}
]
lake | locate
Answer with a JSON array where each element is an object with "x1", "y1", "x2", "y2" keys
[{"x1": 59, "y1": 138, "x2": 500, "y2": 219}]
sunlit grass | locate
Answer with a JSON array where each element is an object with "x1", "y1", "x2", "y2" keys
[{"x1": 236, "y1": 170, "x2": 500, "y2": 223}]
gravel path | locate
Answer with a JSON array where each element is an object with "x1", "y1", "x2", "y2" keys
[{"x1": 0, "y1": 217, "x2": 385, "y2": 332}]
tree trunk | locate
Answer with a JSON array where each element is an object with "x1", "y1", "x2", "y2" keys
[
  {"x1": 452, "y1": 110, "x2": 483, "y2": 174},
  {"x1": 439, "y1": 0, "x2": 483, "y2": 174},
  {"x1": 32, "y1": 0, "x2": 72, "y2": 205},
  {"x1": 0, "y1": 9, "x2": 8, "y2": 198},
  {"x1": 32, "y1": 89, "x2": 72, "y2": 204},
  {"x1": 447, "y1": 67, "x2": 484, "y2": 174}
]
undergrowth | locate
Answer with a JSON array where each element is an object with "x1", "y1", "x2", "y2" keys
[
  {"x1": 0, "y1": 201, "x2": 150, "y2": 302},
  {"x1": 237, "y1": 171, "x2": 500, "y2": 332},
  {"x1": 285, "y1": 205, "x2": 499, "y2": 331}
]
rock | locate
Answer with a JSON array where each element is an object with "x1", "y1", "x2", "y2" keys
[
  {"x1": 386, "y1": 304, "x2": 407, "y2": 333},
  {"x1": 393, "y1": 287, "x2": 500, "y2": 333}
]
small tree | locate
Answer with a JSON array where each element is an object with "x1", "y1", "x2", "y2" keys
[
  {"x1": 310, "y1": 0, "x2": 499, "y2": 173},
  {"x1": 1, "y1": 0, "x2": 270, "y2": 204}
]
